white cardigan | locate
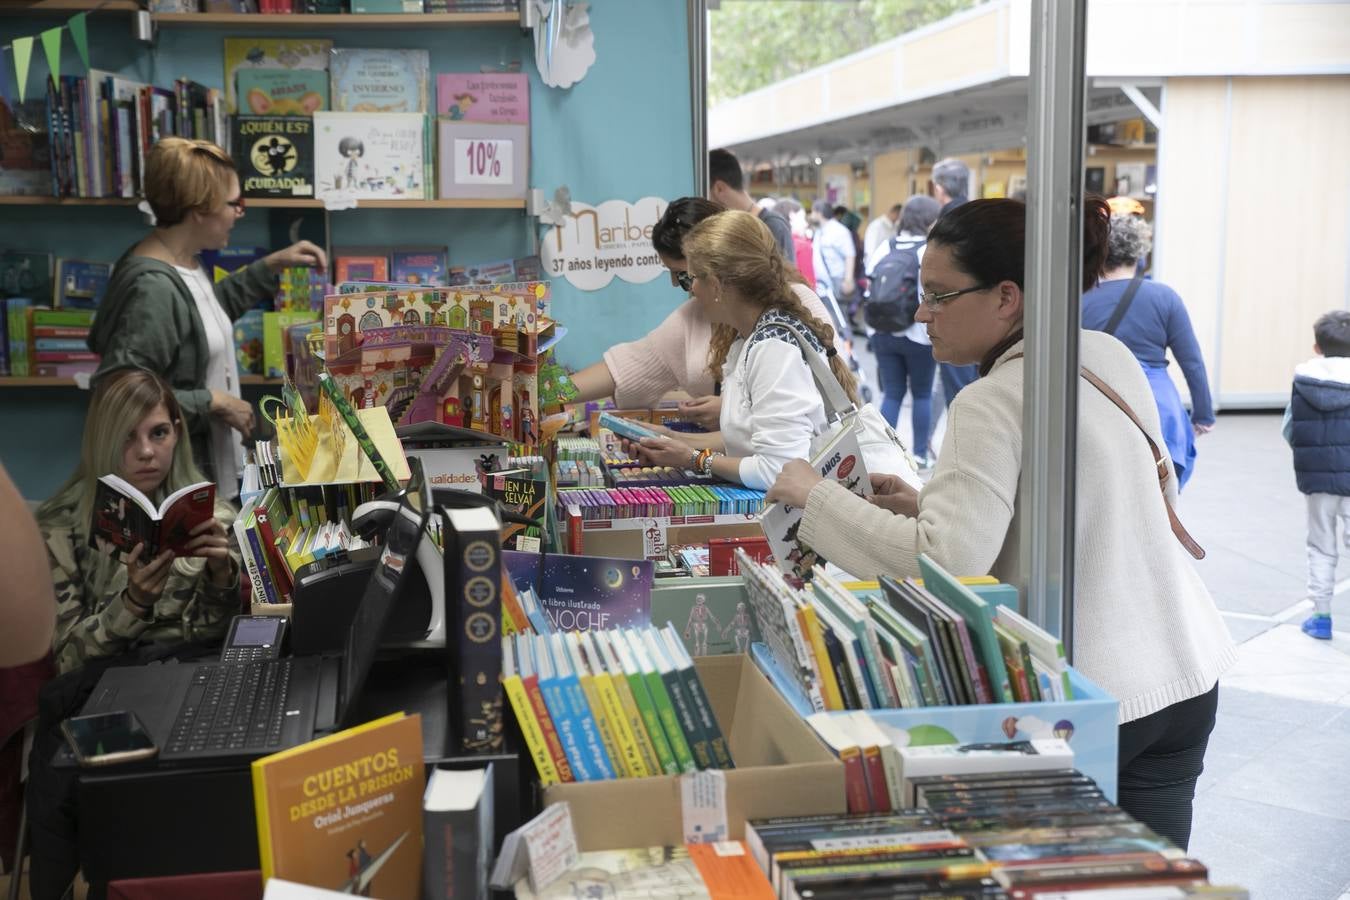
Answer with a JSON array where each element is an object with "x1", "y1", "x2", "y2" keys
[{"x1": 799, "y1": 330, "x2": 1237, "y2": 724}]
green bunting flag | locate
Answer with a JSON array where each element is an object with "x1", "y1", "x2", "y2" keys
[
  {"x1": 68, "y1": 12, "x2": 90, "y2": 70},
  {"x1": 12, "y1": 36, "x2": 33, "y2": 104},
  {"x1": 40, "y1": 26, "x2": 62, "y2": 84}
]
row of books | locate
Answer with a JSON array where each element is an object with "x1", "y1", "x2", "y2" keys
[
  {"x1": 501, "y1": 625, "x2": 734, "y2": 786},
  {"x1": 151, "y1": 0, "x2": 517, "y2": 13},
  {"x1": 236, "y1": 482, "x2": 377, "y2": 604},
  {"x1": 558, "y1": 485, "x2": 768, "y2": 522},
  {"x1": 0, "y1": 252, "x2": 111, "y2": 309},
  {"x1": 233, "y1": 308, "x2": 320, "y2": 378},
  {"x1": 742, "y1": 551, "x2": 1071, "y2": 713},
  {"x1": 2, "y1": 304, "x2": 98, "y2": 377}
]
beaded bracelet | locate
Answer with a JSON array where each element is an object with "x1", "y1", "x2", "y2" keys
[{"x1": 700, "y1": 451, "x2": 721, "y2": 477}]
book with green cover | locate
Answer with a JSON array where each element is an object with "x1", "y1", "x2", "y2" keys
[
  {"x1": 660, "y1": 624, "x2": 734, "y2": 769},
  {"x1": 867, "y1": 597, "x2": 941, "y2": 707},
  {"x1": 591, "y1": 631, "x2": 663, "y2": 778},
  {"x1": 918, "y1": 554, "x2": 1012, "y2": 703},
  {"x1": 625, "y1": 629, "x2": 696, "y2": 773},
  {"x1": 609, "y1": 629, "x2": 680, "y2": 776},
  {"x1": 642, "y1": 628, "x2": 712, "y2": 770}
]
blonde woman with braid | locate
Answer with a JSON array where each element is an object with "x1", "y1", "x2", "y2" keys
[{"x1": 631, "y1": 210, "x2": 879, "y2": 490}]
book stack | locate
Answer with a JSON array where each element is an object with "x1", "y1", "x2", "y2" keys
[
  {"x1": 501, "y1": 624, "x2": 734, "y2": 786},
  {"x1": 740, "y1": 550, "x2": 1071, "y2": 713},
  {"x1": 746, "y1": 785, "x2": 1250, "y2": 900},
  {"x1": 557, "y1": 484, "x2": 767, "y2": 523},
  {"x1": 11, "y1": 307, "x2": 98, "y2": 378},
  {"x1": 235, "y1": 483, "x2": 377, "y2": 605},
  {"x1": 512, "y1": 842, "x2": 774, "y2": 900}
]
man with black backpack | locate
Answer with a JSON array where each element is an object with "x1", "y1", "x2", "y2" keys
[{"x1": 863, "y1": 195, "x2": 942, "y2": 466}]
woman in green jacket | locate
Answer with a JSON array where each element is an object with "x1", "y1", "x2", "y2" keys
[
  {"x1": 89, "y1": 137, "x2": 327, "y2": 498},
  {"x1": 37, "y1": 368, "x2": 242, "y2": 675}
]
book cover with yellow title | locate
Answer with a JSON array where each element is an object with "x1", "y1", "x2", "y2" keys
[{"x1": 252, "y1": 712, "x2": 424, "y2": 896}]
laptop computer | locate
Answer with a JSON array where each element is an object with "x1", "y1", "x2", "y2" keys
[{"x1": 76, "y1": 458, "x2": 432, "y2": 767}]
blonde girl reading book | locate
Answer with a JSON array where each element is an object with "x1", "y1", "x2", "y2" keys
[{"x1": 37, "y1": 368, "x2": 242, "y2": 674}]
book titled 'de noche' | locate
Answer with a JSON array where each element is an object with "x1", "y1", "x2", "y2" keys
[{"x1": 252, "y1": 712, "x2": 425, "y2": 897}]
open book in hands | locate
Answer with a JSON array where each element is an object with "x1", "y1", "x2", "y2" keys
[{"x1": 89, "y1": 474, "x2": 216, "y2": 559}]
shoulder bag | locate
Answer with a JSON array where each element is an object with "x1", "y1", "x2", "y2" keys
[
  {"x1": 777, "y1": 322, "x2": 922, "y2": 488},
  {"x1": 1005, "y1": 352, "x2": 1204, "y2": 559}
]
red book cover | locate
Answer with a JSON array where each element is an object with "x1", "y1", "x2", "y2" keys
[
  {"x1": 253, "y1": 504, "x2": 295, "y2": 600},
  {"x1": 32, "y1": 325, "x2": 90, "y2": 338},
  {"x1": 858, "y1": 744, "x2": 892, "y2": 813},
  {"x1": 34, "y1": 351, "x2": 98, "y2": 362},
  {"x1": 89, "y1": 475, "x2": 215, "y2": 558},
  {"x1": 521, "y1": 672, "x2": 574, "y2": 783}
]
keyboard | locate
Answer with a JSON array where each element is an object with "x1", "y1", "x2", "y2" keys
[{"x1": 166, "y1": 660, "x2": 293, "y2": 756}]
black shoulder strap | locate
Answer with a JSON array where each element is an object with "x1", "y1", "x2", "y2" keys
[{"x1": 1102, "y1": 271, "x2": 1144, "y2": 335}]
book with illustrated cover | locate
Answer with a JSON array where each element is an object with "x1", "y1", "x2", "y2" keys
[
  {"x1": 89, "y1": 474, "x2": 216, "y2": 558},
  {"x1": 391, "y1": 247, "x2": 448, "y2": 286},
  {"x1": 435, "y1": 72, "x2": 528, "y2": 123},
  {"x1": 223, "y1": 38, "x2": 333, "y2": 115},
  {"x1": 201, "y1": 247, "x2": 267, "y2": 285},
  {"x1": 314, "y1": 112, "x2": 425, "y2": 200},
  {"x1": 758, "y1": 425, "x2": 871, "y2": 580},
  {"x1": 0, "y1": 251, "x2": 52, "y2": 301},
  {"x1": 447, "y1": 257, "x2": 517, "y2": 286},
  {"x1": 333, "y1": 251, "x2": 391, "y2": 285},
  {"x1": 331, "y1": 49, "x2": 430, "y2": 114},
  {"x1": 252, "y1": 712, "x2": 424, "y2": 897},
  {"x1": 0, "y1": 98, "x2": 52, "y2": 196},
  {"x1": 234, "y1": 116, "x2": 314, "y2": 198},
  {"x1": 53, "y1": 259, "x2": 111, "y2": 308},
  {"x1": 484, "y1": 469, "x2": 546, "y2": 551},
  {"x1": 236, "y1": 68, "x2": 328, "y2": 117}
]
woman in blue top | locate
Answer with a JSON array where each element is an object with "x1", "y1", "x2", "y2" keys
[{"x1": 1081, "y1": 211, "x2": 1214, "y2": 489}]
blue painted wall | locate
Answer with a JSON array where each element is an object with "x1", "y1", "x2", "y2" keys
[{"x1": 0, "y1": 6, "x2": 696, "y2": 497}]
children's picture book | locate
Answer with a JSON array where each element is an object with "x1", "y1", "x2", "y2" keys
[
  {"x1": 234, "y1": 307, "x2": 266, "y2": 375},
  {"x1": 53, "y1": 259, "x2": 112, "y2": 308},
  {"x1": 234, "y1": 116, "x2": 315, "y2": 198},
  {"x1": 435, "y1": 72, "x2": 529, "y2": 123},
  {"x1": 236, "y1": 68, "x2": 329, "y2": 116},
  {"x1": 223, "y1": 38, "x2": 333, "y2": 114},
  {"x1": 0, "y1": 98, "x2": 52, "y2": 196},
  {"x1": 0, "y1": 251, "x2": 52, "y2": 301},
  {"x1": 334, "y1": 251, "x2": 391, "y2": 284},
  {"x1": 264, "y1": 311, "x2": 321, "y2": 378},
  {"x1": 202, "y1": 247, "x2": 267, "y2": 285},
  {"x1": 598, "y1": 412, "x2": 659, "y2": 442},
  {"x1": 484, "y1": 469, "x2": 546, "y2": 551},
  {"x1": 391, "y1": 247, "x2": 448, "y2": 286},
  {"x1": 446, "y1": 257, "x2": 518, "y2": 287},
  {"x1": 252, "y1": 712, "x2": 424, "y2": 898},
  {"x1": 314, "y1": 112, "x2": 425, "y2": 200},
  {"x1": 331, "y1": 49, "x2": 430, "y2": 114},
  {"x1": 89, "y1": 474, "x2": 216, "y2": 558},
  {"x1": 758, "y1": 425, "x2": 871, "y2": 581},
  {"x1": 504, "y1": 550, "x2": 654, "y2": 633}
]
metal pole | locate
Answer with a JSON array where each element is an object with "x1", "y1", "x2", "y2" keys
[
  {"x1": 1020, "y1": 0, "x2": 1087, "y2": 661},
  {"x1": 688, "y1": 0, "x2": 709, "y2": 195}
]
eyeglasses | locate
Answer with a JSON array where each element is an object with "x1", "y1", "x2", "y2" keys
[
  {"x1": 674, "y1": 270, "x2": 694, "y2": 292},
  {"x1": 919, "y1": 284, "x2": 988, "y2": 309},
  {"x1": 225, "y1": 197, "x2": 246, "y2": 214}
]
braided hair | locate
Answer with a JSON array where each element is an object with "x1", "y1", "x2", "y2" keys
[{"x1": 684, "y1": 210, "x2": 859, "y2": 406}]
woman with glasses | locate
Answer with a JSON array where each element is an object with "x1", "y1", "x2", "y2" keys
[
  {"x1": 767, "y1": 198, "x2": 1235, "y2": 852},
  {"x1": 568, "y1": 197, "x2": 843, "y2": 430},
  {"x1": 89, "y1": 138, "x2": 326, "y2": 498}
]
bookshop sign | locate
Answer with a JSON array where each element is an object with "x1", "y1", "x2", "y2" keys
[{"x1": 542, "y1": 196, "x2": 669, "y2": 291}]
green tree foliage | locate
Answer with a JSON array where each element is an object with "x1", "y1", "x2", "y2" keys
[{"x1": 708, "y1": 0, "x2": 982, "y2": 105}]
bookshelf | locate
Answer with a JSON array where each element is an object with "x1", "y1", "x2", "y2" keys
[
  {"x1": 0, "y1": 1, "x2": 516, "y2": 26},
  {"x1": 0, "y1": 196, "x2": 525, "y2": 210},
  {"x1": 0, "y1": 375, "x2": 283, "y2": 387}
]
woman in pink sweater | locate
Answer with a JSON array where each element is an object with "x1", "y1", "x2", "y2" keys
[{"x1": 569, "y1": 197, "x2": 844, "y2": 428}]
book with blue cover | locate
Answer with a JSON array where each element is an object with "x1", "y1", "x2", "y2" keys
[
  {"x1": 53, "y1": 259, "x2": 112, "y2": 309},
  {"x1": 391, "y1": 247, "x2": 448, "y2": 286},
  {"x1": 533, "y1": 633, "x2": 595, "y2": 781},
  {"x1": 549, "y1": 632, "x2": 616, "y2": 780},
  {"x1": 330, "y1": 49, "x2": 430, "y2": 114}
]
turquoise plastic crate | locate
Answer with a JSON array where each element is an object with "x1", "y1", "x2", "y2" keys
[{"x1": 751, "y1": 642, "x2": 1120, "y2": 802}]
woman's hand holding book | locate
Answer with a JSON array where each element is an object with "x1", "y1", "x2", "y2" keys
[
  {"x1": 183, "y1": 518, "x2": 235, "y2": 587},
  {"x1": 124, "y1": 544, "x2": 174, "y2": 617}
]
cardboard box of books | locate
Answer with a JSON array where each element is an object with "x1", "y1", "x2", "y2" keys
[{"x1": 543, "y1": 653, "x2": 846, "y2": 851}]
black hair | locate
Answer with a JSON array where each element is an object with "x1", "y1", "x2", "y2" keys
[
  {"x1": 898, "y1": 194, "x2": 940, "y2": 236},
  {"x1": 927, "y1": 196, "x2": 1110, "y2": 293},
  {"x1": 338, "y1": 136, "x2": 363, "y2": 157},
  {"x1": 1315, "y1": 310, "x2": 1350, "y2": 358},
  {"x1": 708, "y1": 148, "x2": 744, "y2": 192},
  {"x1": 651, "y1": 196, "x2": 724, "y2": 260}
]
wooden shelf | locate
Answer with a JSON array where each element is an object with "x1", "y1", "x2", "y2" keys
[
  {"x1": 0, "y1": 375, "x2": 282, "y2": 387},
  {"x1": 0, "y1": 0, "x2": 138, "y2": 15},
  {"x1": 154, "y1": 10, "x2": 518, "y2": 27},
  {"x1": 0, "y1": 196, "x2": 140, "y2": 206},
  {"x1": 248, "y1": 197, "x2": 526, "y2": 209}
]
